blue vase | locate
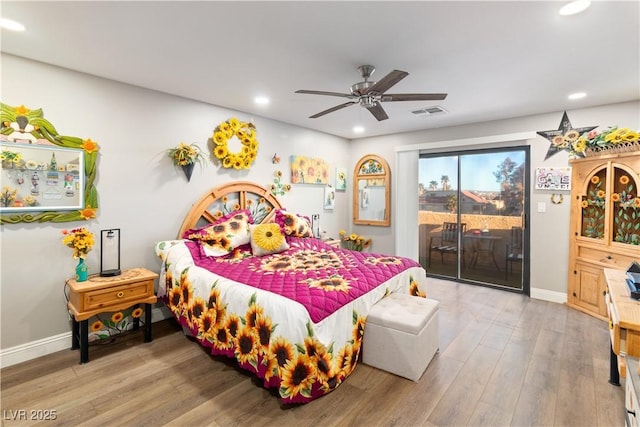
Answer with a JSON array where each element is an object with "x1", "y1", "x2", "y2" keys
[{"x1": 76, "y1": 258, "x2": 88, "y2": 282}]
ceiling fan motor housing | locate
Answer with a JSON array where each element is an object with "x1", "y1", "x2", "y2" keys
[{"x1": 351, "y1": 81, "x2": 375, "y2": 96}]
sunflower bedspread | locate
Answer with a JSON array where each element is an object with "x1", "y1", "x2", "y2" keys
[{"x1": 155, "y1": 237, "x2": 427, "y2": 404}]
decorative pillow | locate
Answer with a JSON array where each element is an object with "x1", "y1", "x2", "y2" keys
[
  {"x1": 183, "y1": 210, "x2": 253, "y2": 257},
  {"x1": 275, "y1": 209, "x2": 313, "y2": 238},
  {"x1": 249, "y1": 223, "x2": 289, "y2": 256}
]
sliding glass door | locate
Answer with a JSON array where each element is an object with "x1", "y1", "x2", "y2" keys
[{"x1": 418, "y1": 147, "x2": 529, "y2": 293}]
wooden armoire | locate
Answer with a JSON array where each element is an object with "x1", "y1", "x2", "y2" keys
[{"x1": 567, "y1": 150, "x2": 640, "y2": 320}]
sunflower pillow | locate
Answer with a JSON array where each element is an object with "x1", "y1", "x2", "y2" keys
[
  {"x1": 274, "y1": 209, "x2": 314, "y2": 238},
  {"x1": 183, "y1": 210, "x2": 253, "y2": 257},
  {"x1": 249, "y1": 223, "x2": 289, "y2": 256}
]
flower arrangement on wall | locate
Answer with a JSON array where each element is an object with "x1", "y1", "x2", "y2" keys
[
  {"x1": 570, "y1": 127, "x2": 640, "y2": 158},
  {"x1": 211, "y1": 117, "x2": 258, "y2": 170},
  {"x1": 167, "y1": 142, "x2": 205, "y2": 181},
  {"x1": 269, "y1": 170, "x2": 291, "y2": 196},
  {"x1": 537, "y1": 111, "x2": 639, "y2": 159}
]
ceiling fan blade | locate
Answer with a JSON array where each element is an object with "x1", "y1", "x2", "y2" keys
[
  {"x1": 381, "y1": 93, "x2": 448, "y2": 102},
  {"x1": 365, "y1": 70, "x2": 409, "y2": 94},
  {"x1": 309, "y1": 101, "x2": 357, "y2": 119},
  {"x1": 367, "y1": 102, "x2": 389, "y2": 121},
  {"x1": 295, "y1": 90, "x2": 354, "y2": 99}
]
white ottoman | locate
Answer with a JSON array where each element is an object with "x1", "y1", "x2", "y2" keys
[{"x1": 363, "y1": 293, "x2": 439, "y2": 381}]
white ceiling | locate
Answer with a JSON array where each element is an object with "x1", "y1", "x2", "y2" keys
[{"x1": 1, "y1": 1, "x2": 639, "y2": 140}]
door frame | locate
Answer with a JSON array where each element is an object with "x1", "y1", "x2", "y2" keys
[{"x1": 419, "y1": 146, "x2": 530, "y2": 296}]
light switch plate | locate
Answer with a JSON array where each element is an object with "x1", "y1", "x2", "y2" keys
[{"x1": 537, "y1": 202, "x2": 546, "y2": 213}]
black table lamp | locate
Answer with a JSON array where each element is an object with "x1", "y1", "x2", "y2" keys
[{"x1": 100, "y1": 229, "x2": 121, "y2": 277}]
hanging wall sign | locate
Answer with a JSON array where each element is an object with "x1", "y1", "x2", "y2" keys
[{"x1": 535, "y1": 167, "x2": 572, "y2": 191}]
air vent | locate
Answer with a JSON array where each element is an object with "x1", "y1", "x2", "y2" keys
[{"x1": 411, "y1": 106, "x2": 447, "y2": 116}]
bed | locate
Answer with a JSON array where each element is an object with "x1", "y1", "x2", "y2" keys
[{"x1": 155, "y1": 181, "x2": 428, "y2": 404}]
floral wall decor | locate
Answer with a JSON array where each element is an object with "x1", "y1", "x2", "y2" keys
[
  {"x1": 537, "y1": 111, "x2": 640, "y2": 160},
  {"x1": 536, "y1": 111, "x2": 597, "y2": 160},
  {"x1": 290, "y1": 155, "x2": 329, "y2": 184},
  {"x1": 211, "y1": 117, "x2": 258, "y2": 170},
  {"x1": 0, "y1": 103, "x2": 99, "y2": 224},
  {"x1": 335, "y1": 167, "x2": 347, "y2": 191},
  {"x1": 269, "y1": 170, "x2": 291, "y2": 196},
  {"x1": 167, "y1": 142, "x2": 205, "y2": 181},
  {"x1": 324, "y1": 185, "x2": 335, "y2": 209}
]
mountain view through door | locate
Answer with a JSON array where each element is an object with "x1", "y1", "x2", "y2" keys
[{"x1": 418, "y1": 147, "x2": 529, "y2": 293}]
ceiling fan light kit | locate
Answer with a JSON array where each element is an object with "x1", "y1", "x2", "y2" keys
[{"x1": 295, "y1": 65, "x2": 447, "y2": 121}]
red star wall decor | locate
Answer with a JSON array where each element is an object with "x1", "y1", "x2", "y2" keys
[{"x1": 536, "y1": 111, "x2": 597, "y2": 160}]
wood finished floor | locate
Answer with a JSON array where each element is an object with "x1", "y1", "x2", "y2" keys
[{"x1": 0, "y1": 278, "x2": 625, "y2": 427}]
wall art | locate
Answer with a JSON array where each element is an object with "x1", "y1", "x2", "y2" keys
[
  {"x1": 534, "y1": 166, "x2": 572, "y2": 191},
  {"x1": 290, "y1": 155, "x2": 329, "y2": 184},
  {"x1": 335, "y1": 167, "x2": 347, "y2": 191},
  {"x1": 0, "y1": 103, "x2": 99, "y2": 223}
]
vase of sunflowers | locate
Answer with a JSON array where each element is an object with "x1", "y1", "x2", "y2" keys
[
  {"x1": 62, "y1": 227, "x2": 95, "y2": 282},
  {"x1": 338, "y1": 230, "x2": 372, "y2": 251}
]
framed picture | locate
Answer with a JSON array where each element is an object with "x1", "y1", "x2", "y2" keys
[
  {"x1": 290, "y1": 155, "x2": 329, "y2": 184},
  {"x1": 0, "y1": 141, "x2": 84, "y2": 212},
  {"x1": 324, "y1": 185, "x2": 335, "y2": 210},
  {"x1": 335, "y1": 167, "x2": 347, "y2": 191}
]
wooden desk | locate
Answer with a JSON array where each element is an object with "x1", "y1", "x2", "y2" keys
[
  {"x1": 66, "y1": 268, "x2": 158, "y2": 364},
  {"x1": 604, "y1": 268, "x2": 640, "y2": 385}
]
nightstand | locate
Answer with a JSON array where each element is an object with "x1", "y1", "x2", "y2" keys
[
  {"x1": 323, "y1": 238, "x2": 341, "y2": 248},
  {"x1": 66, "y1": 267, "x2": 158, "y2": 364}
]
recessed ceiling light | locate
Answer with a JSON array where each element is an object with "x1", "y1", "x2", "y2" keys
[
  {"x1": 254, "y1": 96, "x2": 269, "y2": 105},
  {"x1": 568, "y1": 92, "x2": 587, "y2": 100},
  {"x1": 353, "y1": 126, "x2": 364, "y2": 134},
  {"x1": 0, "y1": 18, "x2": 26, "y2": 32},
  {"x1": 559, "y1": 0, "x2": 591, "y2": 16}
]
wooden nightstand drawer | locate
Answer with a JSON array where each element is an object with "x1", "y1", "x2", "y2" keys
[{"x1": 84, "y1": 280, "x2": 153, "y2": 310}]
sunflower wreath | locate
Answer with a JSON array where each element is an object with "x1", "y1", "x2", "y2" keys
[{"x1": 211, "y1": 117, "x2": 259, "y2": 170}]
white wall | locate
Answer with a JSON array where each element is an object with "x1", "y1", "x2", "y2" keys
[{"x1": 0, "y1": 54, "x2": 350, "y2": 351}]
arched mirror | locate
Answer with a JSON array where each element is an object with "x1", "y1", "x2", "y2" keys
[{"x1": 353, "y1": 154, "x2": 390, "y2": 226}]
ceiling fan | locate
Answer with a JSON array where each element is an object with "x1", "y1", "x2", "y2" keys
[{"x1": 295, "y1": 65, "x2": 447, "y2": 121}]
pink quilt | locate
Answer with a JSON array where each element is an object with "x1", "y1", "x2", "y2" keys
[{"x1": 186, "y1": 236, "x2": 423, "y2": 323}]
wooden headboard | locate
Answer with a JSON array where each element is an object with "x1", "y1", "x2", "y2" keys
[{"x1": 178, "y1": 181, "x2": 284, "y2": 238}]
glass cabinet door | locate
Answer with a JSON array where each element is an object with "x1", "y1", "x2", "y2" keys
[
  {"x1": 580, "y1": 167, "x2": 607, "y2": 240},
  {"x1": 612, "y1": 166, "x2": 640, "y2": 245}
]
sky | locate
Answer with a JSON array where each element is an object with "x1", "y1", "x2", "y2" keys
[{"x1": 419, "y1": 150, "x2": 525, "y2": 192}]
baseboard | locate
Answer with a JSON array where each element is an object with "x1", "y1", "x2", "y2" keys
[
  {"x1": 530, "y1": 287, "x2": 567, "y2": 304},
  {"x1": 0, "y1": 306, "x2": 171, "y2": 369}
]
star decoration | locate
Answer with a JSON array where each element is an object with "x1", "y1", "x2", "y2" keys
[{"x1": 537, "y1": 111, "x2": 597, "y2": 160}]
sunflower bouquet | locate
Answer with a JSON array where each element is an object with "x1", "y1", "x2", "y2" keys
[
  {"x1": 338, "y1": 230, "x2": 371, "y2": 251},
  {"x1": 167, "y1": 142, "x2": 205, "y2": 167},
  {"x1": 61, "y1": 227, "x2": 95, "y2": 259}
]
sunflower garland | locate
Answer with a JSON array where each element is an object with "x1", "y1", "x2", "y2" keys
[{"x1": 211, "y1": 118, "x2": 259, "y2": 170}]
